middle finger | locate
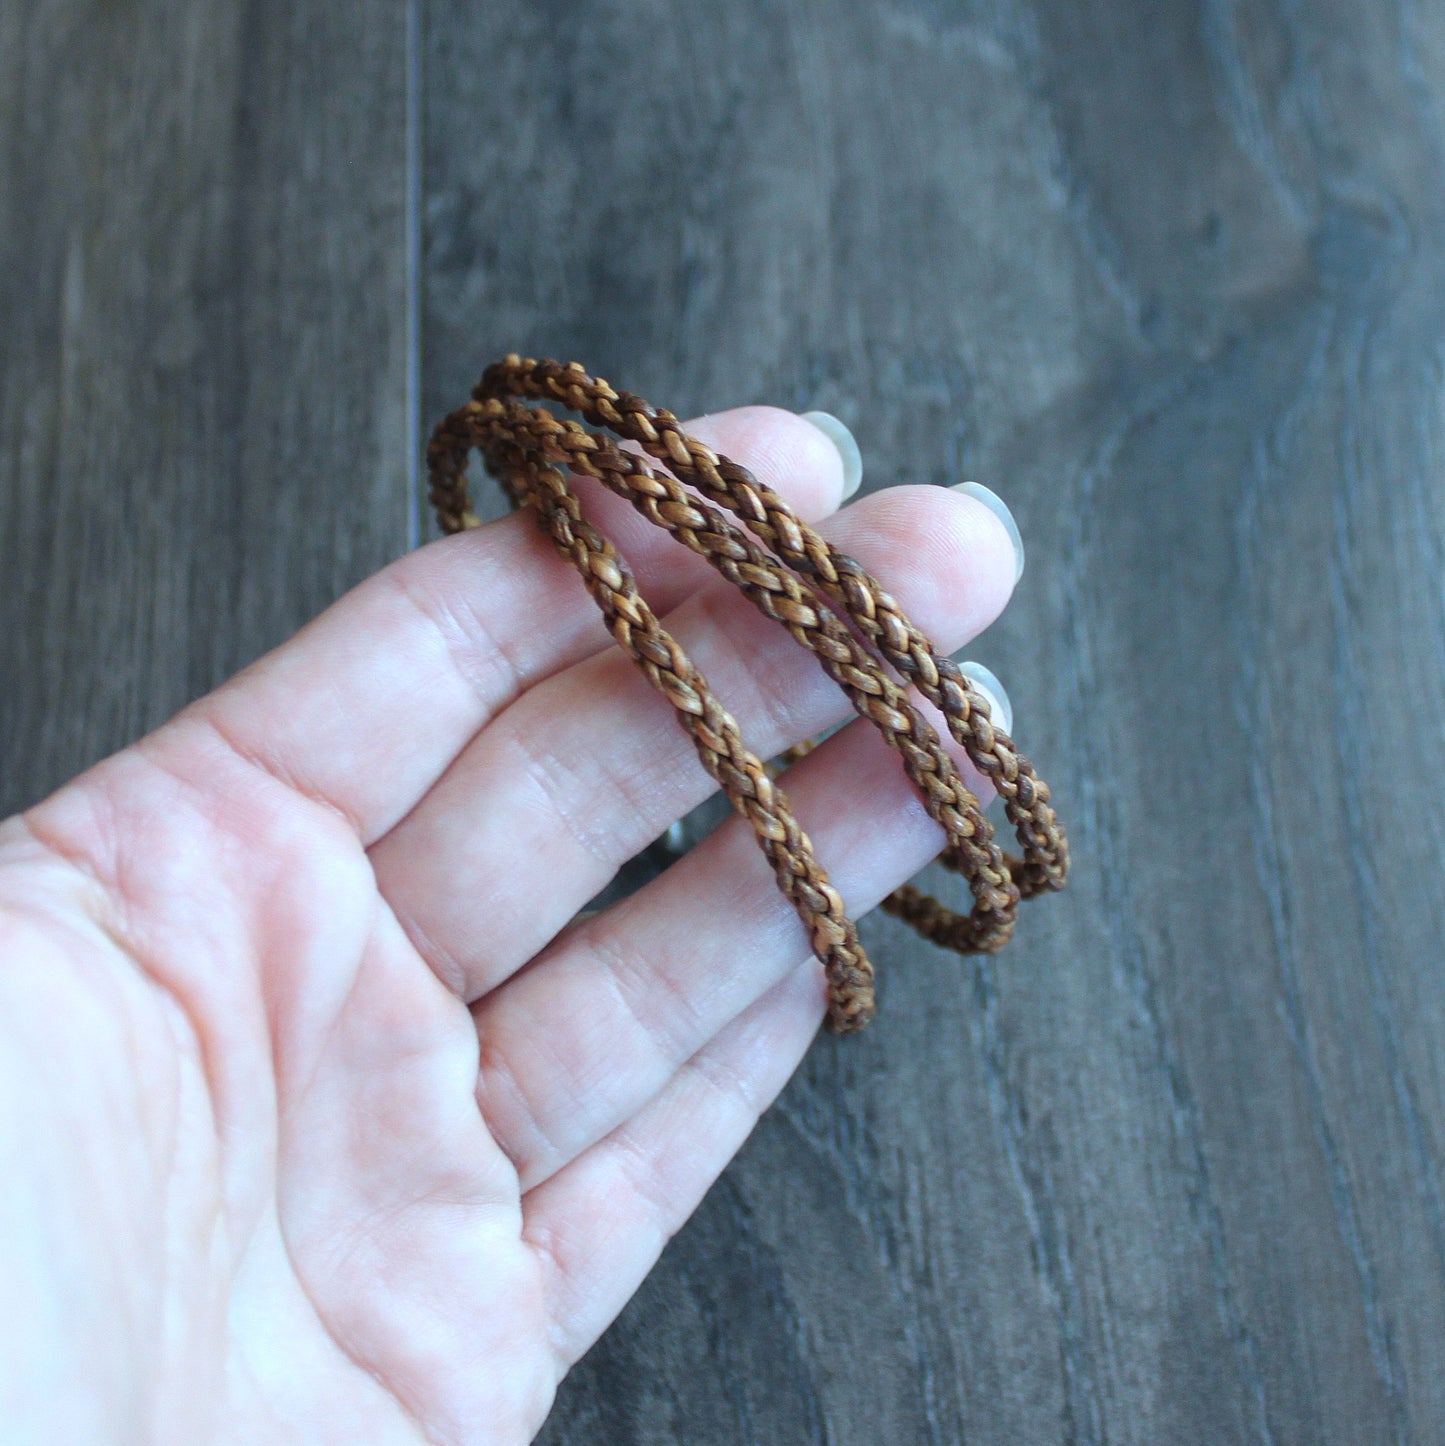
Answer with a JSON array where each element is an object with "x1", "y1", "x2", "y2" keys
[{"x1": 370, "y1": 483, "x2": 1017, "y2": 1000}]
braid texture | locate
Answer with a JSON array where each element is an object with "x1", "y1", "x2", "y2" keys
[{"x1": 427, "y1": 355, "x2": 1068, "y2": 1031}]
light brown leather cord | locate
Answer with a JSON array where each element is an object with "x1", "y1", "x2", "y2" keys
[{"x1": 427, "y1": 356, "x2": 1069, "y2": 1031}]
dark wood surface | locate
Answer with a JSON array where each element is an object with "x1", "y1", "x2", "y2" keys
[
  {"x1": 0, "y1": 0, "x2": 413, "y2": 809},
  {"x1": 5, "y1": 1, "x2": 1445, "y2": 1440}
]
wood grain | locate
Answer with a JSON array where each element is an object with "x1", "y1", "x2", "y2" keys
[
  {"x1": 0, "y1": 0, "x2": 412, "y2": 818},
  {"x1": 424, "y1": 1, "x2": 1445, "y2": 1441},
  {"x1": 5, "y1": 0, "x2": 1445, "y2": 1440}
]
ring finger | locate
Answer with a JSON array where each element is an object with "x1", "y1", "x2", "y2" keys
[{"x1": 478, "y1": 698, "x2": 996, "y2": 1192}]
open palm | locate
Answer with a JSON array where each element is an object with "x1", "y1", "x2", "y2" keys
[{"x1": 0, "y1": 407, "x2": 1016, "y2": 1444}]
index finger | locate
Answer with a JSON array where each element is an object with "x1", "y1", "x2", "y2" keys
[{"x1": 143, "y1": 407, "x2": 851, "y2": 843}]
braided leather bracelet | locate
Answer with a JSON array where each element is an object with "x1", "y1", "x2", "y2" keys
[{"x1": 427, "y1": 356, "x2": 1069, "y2": 1032}]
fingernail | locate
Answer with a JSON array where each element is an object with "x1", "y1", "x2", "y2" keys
[
  {"x1": 800, "y1": 411, "x2": 863, "y2": 500},
  {"x1": 956, "y1": 660, "x2": 1013, "y2": 735},
  {"x1": 952, "y1": 481, "x2": 1024, "y2": 584}
]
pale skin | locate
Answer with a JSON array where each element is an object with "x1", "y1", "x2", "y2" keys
[{"x1": 0, "y1": 407, "x2": 1016, "y2": 1444}]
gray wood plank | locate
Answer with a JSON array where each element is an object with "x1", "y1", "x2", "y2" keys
[
  {"x1": 424, "y1": 1, "x2": 1445, "y2": 1441},
  {"x1": 0, "y1": 0, "x2": 413, "y2": 818}
]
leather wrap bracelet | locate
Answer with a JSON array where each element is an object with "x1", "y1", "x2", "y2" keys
[{"x1": 427, "y1": 355, "x2": 1068, "y2": 1032}]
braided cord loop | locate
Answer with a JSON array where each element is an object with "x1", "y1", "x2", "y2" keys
[{"x1": 426, "y1": 356, "x2": 1069, "y2": 1032}]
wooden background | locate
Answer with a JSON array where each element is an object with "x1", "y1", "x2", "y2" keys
[{"x1": 4, "y1": 0, "x2": 1444, "y2": 1439}]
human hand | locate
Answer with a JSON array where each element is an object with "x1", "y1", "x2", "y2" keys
[{"x1": 0, "y1": 406, "x2": 1018, "y2": 1443}]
